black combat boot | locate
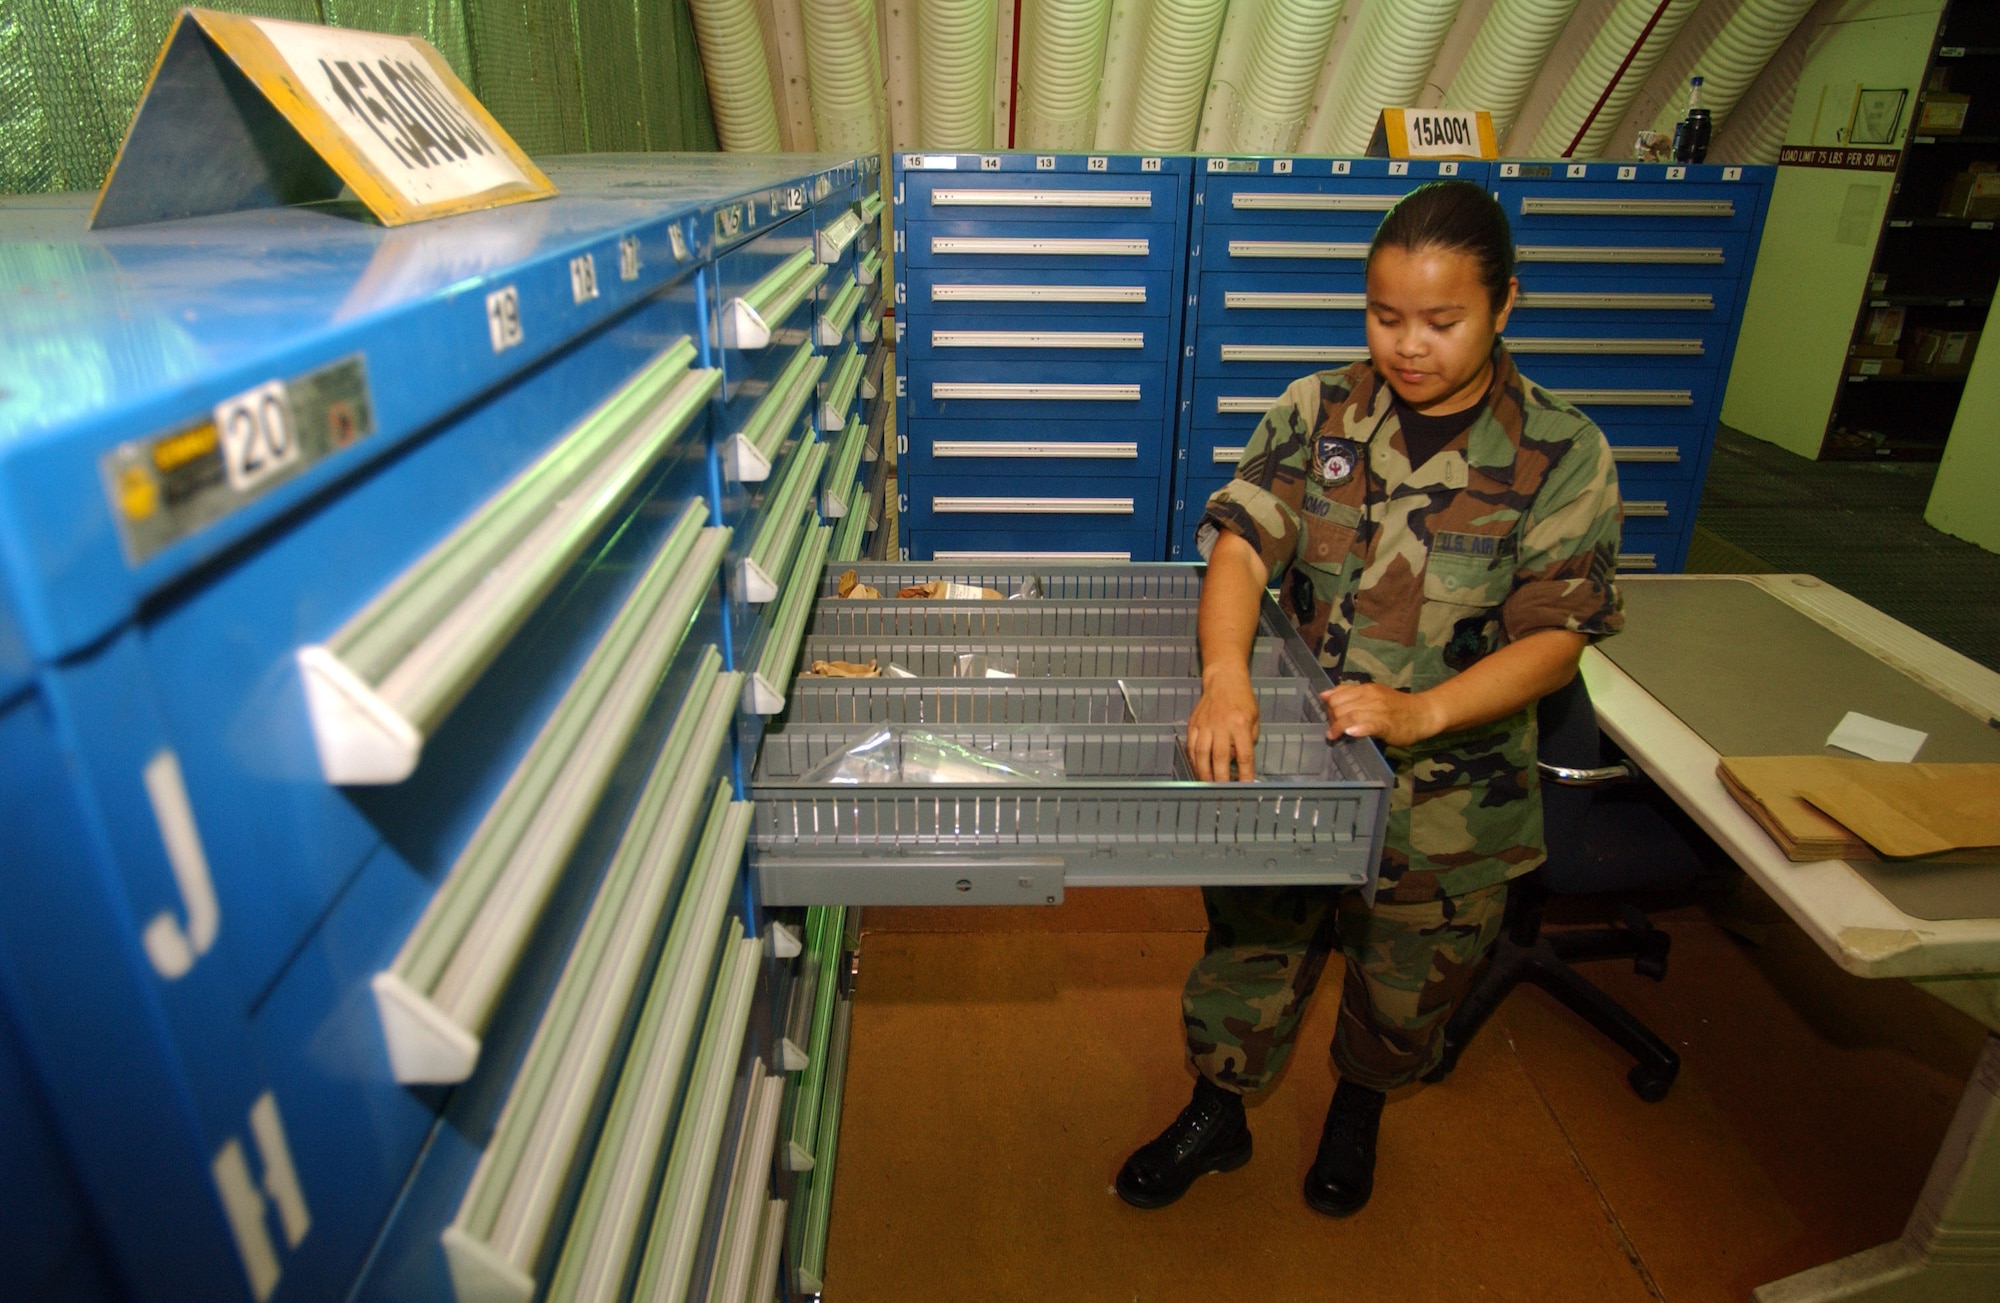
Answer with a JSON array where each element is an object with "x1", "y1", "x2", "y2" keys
[
  {"x1": 1115, "y1": 1076, "x2": 1252, "y2": 1209},
  {"x1": 1304, "y1": 1078, "x2": 1384, "y2": 1217}
]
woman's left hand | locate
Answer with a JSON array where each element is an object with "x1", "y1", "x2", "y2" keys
[{"x1": 1321, "y1": 683, "x2": 1445, "y2": 749}]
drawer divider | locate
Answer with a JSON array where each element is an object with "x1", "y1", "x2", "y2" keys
[
  {"x1": 724, "y1": 343, "x2": 827, "y2": 483},
  {"x1": 751, "y1": 525, "x2": 834, "y2": 715},
  {"x1": 721, "y1": 249, "x2": 829, "y2": 350},
  {"x1": 821, "y1": 416, "x2": 869, "y2": 518},
  {"x1": 816, "y1": 276, "x2": 863, "y2": 346},
  {"x1": 744, "y1": 441, "x2": 828, "y2": 604},
  {"x1": 819, "y1": 345, "x2": 864, "y2": 429}
]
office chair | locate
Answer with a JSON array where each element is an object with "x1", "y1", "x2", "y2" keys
[{"x1": 1424, "y1": 671, "x2": 1708, "y2": 1102}]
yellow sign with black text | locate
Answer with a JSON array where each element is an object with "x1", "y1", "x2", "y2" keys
[{"x1": 1368, "y1": 109, "x2": 1500, "y2": 162}]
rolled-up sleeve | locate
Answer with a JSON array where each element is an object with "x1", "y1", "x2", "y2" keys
[
  {"x1": 1195, "y1": 376, "x2": 1317, "y2": 580},
  {"x1": 1500, "y1": 422, "x2": 1624, "y2": 643}
]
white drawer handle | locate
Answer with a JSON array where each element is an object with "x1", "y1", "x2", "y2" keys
[
  {"x1": 1624, "y1": 501, "x2": 1671, "y2": 518},
  {"x1": 856, "y1": 247, "x2": 883, "y2": 286},
  {"x1": 860, "y1": 191, "x2": 885, "y2": 222},
  {"x1": 816, "y1": 210, "x2": 865, "y2": 263},
  {"x1": 721, "y1": 249, "x2": 828, "y2": 349},
  {"x1": 1522, "y1": 198, "x2": 1734, "y2": 218},
  {"x1": 821, "y1": 415, "x2": 869, "y2": 519},
  {"x1": 1517, "y1": 291, "x2": 1714, "y2": 311},
  {"x1": 752, "y1": 524, "x2": 834, "y2": 713},
  {"x1": 1224, "y1": 291, "x2": 1366, "y2": 311},
  {"x1": 299, "y1": 339, "x2": 718, "y2": 786},
  {"x1": 819, "y1": 344, "x2": 864, "y2": 429},
  {"x1": 1617, "y1": 553, "x2": 1660, "y2": 571},
  {"x1": 932, "y1": 382, "x2": 1140, "y2": 402},
  {"x1": 438, "y1": 659, "x2": 741, "y2": 1292},
  {"x1": 857, "y1": 290, "x2": 884, "y2": 342},
  {"x1": 372, "y1": 507, "x2": 730, "y2": 1085},
  {"x1": 699, "y1": 1060, "x2": 788, "y2": 1300},
  {"x1": 1227, "y1": 240, "x2": 1368, "y2": 259},
  {"x1": 1220, "y1": 344, "x2": 1367, "y2": 363},
  {"x1": 815, "y1": 276, "x2": 862, "y2": 346},
  {"x1": 931, "y1": 282, "x2": 1147, "y2": 304},
  {"x1": 1217, "y1": 395, "x2": 1279, "y2": 414},
  {"x1": 1231, "y1": 192, "x2": 1400, "y2": 212},
  {"x1": 933, "y1": 496, "x2": 1135, "y2": 515},
  {"x1": 725, "y1": 343, "x2": 828, "y2": 483},
  {"x1": 1612, "y1": 446, "x2": 1682, "y2": 463},
  {"x1": 1212, "y1": 445, "x2": 1245, "y2": 463},
  {"x1": 1516, "y1": 244, "x2": 1725, "y2": 264},
  {"x1": 1551, "y1": 388, "x2": 1693, "y2": 406},
  {"x1": 931, "y1": 236, "x2": 1150, "y2": 256},
  {"x1": 931, "y1": 188, "x2": 1152, "y2": 208},
  {"x1": 744, "y1": 440, "x2": 830, "y2": 604},
  {"x1": 1506, "y1": 336, "x2": 1703, "y2": 356},
  {"x1": 933, "y1": 330, "x2": 1144, "y2": 349},
  {"x1": 933, "y1": 440, "x2": 1139, "y2": 459}
]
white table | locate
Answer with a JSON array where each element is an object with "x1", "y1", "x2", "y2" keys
[{"x1": 1581, "y1": 574, "x2": 2000, "y2": 1303}]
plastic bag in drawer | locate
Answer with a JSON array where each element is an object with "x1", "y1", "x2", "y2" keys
[{"x1": 800, "y1": 728, "x2": 1066, "y2": 785}]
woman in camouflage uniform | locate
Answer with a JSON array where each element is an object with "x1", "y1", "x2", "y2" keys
[{"x1": 1117, "y1": 181, "x2": 1624, "y2": 1216}]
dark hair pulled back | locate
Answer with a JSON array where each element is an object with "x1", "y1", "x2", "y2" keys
[{"x1": 1367, "y1": 180, "x2": 1515, "y2": 311}]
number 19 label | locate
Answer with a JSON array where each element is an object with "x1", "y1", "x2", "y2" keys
[
  {"x1": 487, "y1": 285, "x2": 522, "y2": 353},
  {"x1": 214, "y1": 381, "x2": 298, "y2": 493}
]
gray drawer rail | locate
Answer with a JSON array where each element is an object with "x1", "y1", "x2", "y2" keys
[
  {"x1": 817, "y1": 562, "x2": 1203, "y2": 600},
  {"x1": 782, "y1": 676, "x2": 1325, "y2": 725}
]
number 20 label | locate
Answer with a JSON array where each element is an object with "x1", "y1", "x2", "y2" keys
[{"x1": 214, "y1": 381, "x2": 298, "y2": 493}]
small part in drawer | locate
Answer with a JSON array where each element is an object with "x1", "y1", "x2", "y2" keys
[
  {"x1": 836, "y1": 568, "x2": 881, "y2": 599},
  {"x1": 806, "y1": 658, "x2": 880, "y2": 677}
]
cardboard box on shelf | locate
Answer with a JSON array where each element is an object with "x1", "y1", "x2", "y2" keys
[
  {"x1": 1862, "y1": 306, "x2": 1907, "y2": 346},
  {"x1": 1940, "y1": 167, "x2": 2000, "y2": 220},
  {"x1": 1918, "y1": 92, "x2": 1971, "y2": 135},
  {"x1": 1846, "y1": 355, "x2": 1905, "y2": 377},
  {"x1": 1906, "y1": 328, "x2": 1982, "y2": 376}
]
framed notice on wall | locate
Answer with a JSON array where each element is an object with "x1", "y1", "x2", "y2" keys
[{"x1": 93, "y1": 8, "x2": 555, "y2": 229}]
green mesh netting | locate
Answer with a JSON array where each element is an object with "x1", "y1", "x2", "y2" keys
[{"x1": 0, "y1": 0, "x2": 715, "y2": 195}]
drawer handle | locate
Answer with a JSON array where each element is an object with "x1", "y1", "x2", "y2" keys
[
  {"x1": 857, "y1": 292, "x2": 884, "y2": 343},
  {"x1": 1505, "y1": 336, "x2": 1703, "y2": 356},
  {"x1": 931, "y1": 236, "x2": 1150, "y2": 256},
  {"x1": 745, "y1": 440, "x2": 829, "y2": 604},
  {"x1": 1550, "y1": 388, "x2": 1693, "y2": 406},
  {"x1": 299, "y1": 339, "x2": 718, "y2": 786},
  {"x1": 699, "y1": 1060, "x2": 788, "y2": 1300},
  {"x1": 821, "y1": 416, "x2": 870, "y2": 519},
  {"x1": 931, "y1": 549, "x2": 1133, "y2": 561},
  {"x1": 1515, "y1": 244, "x2": 1725, "y2": 265},
  {"x1": 816, "y1": 276, "x2": 863, "y2": 346},
  {"x1": 539, "y1": 811, "x2": 757, "y2": 1303},
  {"x1": 860, "y1": 345, "x2": 888, "y2": 399},
  {"x1": 933, "y1": 382, "x2": 1141, "y2": 402},
  {"x1": 1617, "y1": 553, "x2": 1659, "y2": 571},
  {"x1": 1231, "y1": 192, "x2": 1401, "y2": 212},
  {"x1": 721, "y1": 249, "x2": 829, "y2": 350},
  {"x1": 1217, "y1": 395, "x2": 1279, "y2": 414},
  {"x1": 860, "y1": 191, "x2": 885, "y2": 222},
  {"x1": 725, "y1": 343, "x2": 828, "y2": 483},
  {"x1": 789, "y1": 997, "x2": 854, "y2": 1292},
  {"x1": 932, "y1": 496, "x2": 1135, "y2": 515},
  {"x1": 1212, "y1": 445, "x2": 1246, "y2": 463},
  {"x1": 628, "y1": 927, "x2": 767, "y2": 1303},
  {"x1": 752, "y1": 525, "x2": 833, "y2": 714},
  {"x1": 1612, "y1": 446, "x2": 1682, "y2": 463},
  {"x1": 819, "y1": 344, "x2": 864, "y2": 429},
  {"x1": 1516, "y1": 291, "x2": 1714, "y2": 311},
  {"x1": 438, "y1": 658, "x2": 742, "y2": 1293},
  {"x1": 856, "y1": 247, "x2": 883, "y2": 286},
  {"x1": 1220, "y1": 344, "x2": 1367, "y2": 363},
  {"x1": 831, "y1": 494, "x2": 870, "y2": 562},
  {"x1": 933, "y1": 330, "x2": 1145, "y2": 349},
  {"x1": 1624, "y1": 501, "x2": 1671, "y2": 518},
  {"x1": 372, "y1": 507, "x2": 730, "y2": 1084},
  {"x1": 930, "y1": 188, "x2": 1153, "y2": 208},
  {"x1": 931, "y1": 282, "x2": 1147, "y2": 304},
  {"x1": 785, "y1": 914, "x2": 846, "y2": 1161},
  {"x1": 1521, "y1": 198, "x2": 1735, "y2": 218},
  {"x1": 932, "y1": 440, "x2": 1139, "y2": 459},
  {"x1": 1224, "y1": 291, "x2": 1366, "y2": 311},
  {"x1": 816, "y1": 210, "x2": 865, "y2": 263},
  {"x1": 1226, "y1": 239, "x2": 1369, "y2": 259}
]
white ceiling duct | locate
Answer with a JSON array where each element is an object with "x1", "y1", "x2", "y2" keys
[
  {"x1": 1315, "y1": 0, "x2": 1468, "y2": 156},
  {"x1": 1127, "y1": 0, "x2": 1232, "y2": 151},
  {"x1": 690, "y1": 0, "x2": 786, "y2": 150},
  {"x1": 1440, "y1": 0, "x2": 1582, "y2": 147},
  {"x1": 803, "y1": 0, "x2": 887, "y2": 152},
  {"x1": 1708, "y1": 8, "x2": 1813, "y2": 164},
  {"x1": 918, "y1": 0, "x2": 1000, "y2": 148},
  {"x1": 1648, "y1": 0, "x2": 1817, "y2": 138},
  {"x1": 1221, "y1": 0, "x2": 1348, "y2": 153},
  {"x1": 1016, "y1": 0, "x2": 1115, "y2": 149},
  {"x1": 1529, "y1": 0, "x2": 1701, "y2": 158}
]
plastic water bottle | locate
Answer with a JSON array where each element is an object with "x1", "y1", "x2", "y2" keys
[{"x1": 1673, "y1": 77, "x2": 1712, "y2": 164}]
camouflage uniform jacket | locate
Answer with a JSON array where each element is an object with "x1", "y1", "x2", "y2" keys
[{"x1": 1198, "y1": 345, "x2": 1624, "y2": 902}]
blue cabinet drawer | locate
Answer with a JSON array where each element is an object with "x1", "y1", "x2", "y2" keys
[
  {"x1": 903, "y1": 523, "x2": 1162, "y2": 562},
  {"x1": 905, "y1": 219, "x2": 1176, "y2": 270},
  {"x1": 1607, "y1": 441, "x2": 1700, "y2": 486},
  {"x1": 899, "y1": 417, "x2": 1169, "y2": 479},
  {"x1": 902, "y1": 170, "x2": 1182, "y2": 223},
  {"x1": 1198, "y1": 222, "x2": 1375, "y2": 273},
  {"x1": 906, "y1": 360, "x2": 1169, "y2": 421},
  {"x1": 1170, "y1": 467, "x2": 1237, "y2": 561},
  {"x1": 1513, "y1": 228, "x2": 1752, "y2": 278},
  {"x1": 712, "y1": 213, "x2": 822, "y2": 404},
  {"x1": 1543, "y1": 370, "x2": 1718, "y2": 426},
  {"x1": 1198, "y1": 158, "x2": 1482, "y2": 227},
  {"x1": 902, "y1": 473, "x2": 1163, "y2": 535},
  {"x1": 1194, "y1": 326, "x2": 1368, "y2": 379},
  {"x1": 1191, "y1": 375, "x2": 1291, "y2": 430},
  {"x1": 1615, "y1": 524, "x2": 1689, "y2": 573},
  {"x1": 1498, "y1": 174, "x2": 1761, "y2": 233},
  {"x1": 1196, "y1": 272, "x2": 1365, "y2": 327},
  {"x1": 901, "y1": 266, "x2": 1175, "y2": 317},
  {"x1": 1182, "y1": 419, "x2": 1265, "y2": 473},
  {"x1": 901, "y1": 313, "x2": 1172, "y2": 362},
  {"x1": 1505, "y1": 327, "x2": 1732, "y2": 369}
]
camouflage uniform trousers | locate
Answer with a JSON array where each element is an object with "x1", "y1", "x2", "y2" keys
[{"x1": 1183, "y1": 882, "x2": 1508, "y2": 1095}]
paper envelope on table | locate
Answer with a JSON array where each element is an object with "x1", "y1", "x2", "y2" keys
[
  {"x1": 1717, "y1": 758, "x2": 1875, "y2": 860},
  {"x1": 1718, "y1": 757, "x2": 2000, "y2": 861}
]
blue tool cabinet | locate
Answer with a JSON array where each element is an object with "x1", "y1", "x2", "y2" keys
[
  {"x1": 0, "y1": 153, "x2": 872, "y2": 1303},
  {"x1": 1172, "y1": 157, "x2": 1773, "y2": 573},
  {"x1": 891, "y1": 152, "x2": 1194, "y2": 563}
]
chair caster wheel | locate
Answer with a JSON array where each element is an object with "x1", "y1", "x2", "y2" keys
[{"x1": 1628, "y1": 1062, "x2": 1675, "y2": 1102}]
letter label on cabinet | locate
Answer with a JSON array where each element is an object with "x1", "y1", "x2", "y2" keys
[
  {"x1": 141, "y1": 750, "x2": 220, "y2": 980},
  {"x1": 211, "y1": 1092, "x2": 312, "y2": 1303}
]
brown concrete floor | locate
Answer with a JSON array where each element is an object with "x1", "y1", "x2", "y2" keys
[{"x1": 818, "y1": 885, "x2": 1987, "y2": 1302}]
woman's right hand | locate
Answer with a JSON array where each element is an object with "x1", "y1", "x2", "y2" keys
[{"x1": 1187, "y1": 667, "x2": 1260, "y2": 781}]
